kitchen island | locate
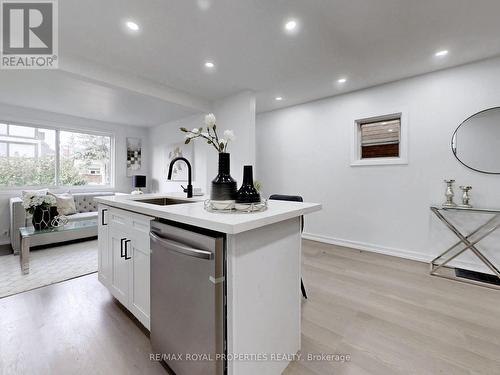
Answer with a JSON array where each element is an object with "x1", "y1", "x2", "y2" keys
[{"x1": 95, "y1": 193, "x2": 321, "y2": 375}]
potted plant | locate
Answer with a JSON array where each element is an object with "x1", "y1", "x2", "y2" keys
[
  {"x1": 22, "y1": 194, "x2": 57, "y2": 230},
  {"x1": 180, "y1": 114, "x2": 237, "y2": 208}
]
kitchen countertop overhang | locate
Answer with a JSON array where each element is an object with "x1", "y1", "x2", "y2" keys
[{"x1": 95, "y1": 193, "x2": 321, "y2": 234}]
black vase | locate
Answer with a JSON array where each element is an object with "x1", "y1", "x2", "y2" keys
[
  {"x1": 32, "y1": 206, "x2": 56, "y2": 230},
  {"x1": 50, "y1": 206, "x2": 59, "y2": 221},
  {"x1": 236, "y1": 165, "x2": 261, "y2": 204},
  {"x1": 211, "y1": 153, "x2": 237, "y2": 202}
]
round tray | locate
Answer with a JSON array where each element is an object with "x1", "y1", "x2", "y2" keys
[{"x1": 204, "y1": 199, "x2": 268, "y2": 213}]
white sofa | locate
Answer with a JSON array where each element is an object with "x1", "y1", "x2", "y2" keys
[{"x1": 9, "y1": 192, "x2": 114, "y2": 254}]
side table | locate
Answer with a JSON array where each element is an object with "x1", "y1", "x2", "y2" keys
[{"x1": 430, "y1": 205, "x2": 500, "y2": 289}]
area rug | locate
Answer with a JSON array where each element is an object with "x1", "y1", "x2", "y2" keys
[{"x1": 0, "y1": 239, "x2": 97, "y2": 299}]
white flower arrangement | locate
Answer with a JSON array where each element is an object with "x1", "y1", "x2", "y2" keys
[
  {"x1": 205, "y1": 113, "x2": 216, "y2": 129},
  {"x1": 180, "y1": 113, "x2": 235, "y2": 153},
  {"x1": 22, "y1": 194, "x2": 56, "y2": 215},
  {"x1": 223, "y1": 129, "x2": 235, "y2": 141}
]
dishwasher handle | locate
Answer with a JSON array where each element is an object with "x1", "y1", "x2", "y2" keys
[{"x1": 150, "y1": 231, "x2": 214, "y2": 260}]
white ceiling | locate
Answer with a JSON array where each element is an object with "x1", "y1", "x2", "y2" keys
[
  {"x1": 2, "y1": 0, "x2": 500, "y2": 126},
  {"x1": 57, "y1": 0, "x2": 500, "y2": 113},
  {"x1": 0, "y1": 70, "x2": 198, "y2": 126}
]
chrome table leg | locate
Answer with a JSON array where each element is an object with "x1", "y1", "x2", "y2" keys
[
  {"x1": 20, "y1": 235, "x2": 30, "y2": 275},
  {"x1": 430, "y1": 206, "x2": 500, "y2": 288}
]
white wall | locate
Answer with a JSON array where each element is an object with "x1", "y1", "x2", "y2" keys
[
  {"x1": 211, "y1": 91, "x2": 256, "y2": 183},
  {"x1": 150, "y1": 91, "x2": 256, "y2": 195},
  {"x1": 257, "y1": 56, "x2": 500, "y2": 273},
  {"x1": 150, "y1": 114, "x2": 208, "y2": 194},
  {"x1": 0, "y1": 103, "x2": 150, "y2": 244}
]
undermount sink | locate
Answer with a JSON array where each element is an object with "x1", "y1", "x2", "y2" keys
[{"x1": 135, "y1": 197, "x2": 195, "y2": 206}]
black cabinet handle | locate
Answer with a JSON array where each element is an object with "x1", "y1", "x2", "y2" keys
[
  {"x1": 124, "y1": 240, "x2": 131, "y2": 260},
  {"x1": 120, "y1": 238, "x2": 126, "y2": 257},
  {"x1": 101, "y1": 208, "x2": 108, "y2": 226}
]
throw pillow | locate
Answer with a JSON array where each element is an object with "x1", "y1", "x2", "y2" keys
[
  {"x1": 22, "y1": 188, "x2": 49, "y2": 199},
  {"x1": 48, "y1": 192, "x2": 77, "y2": 215}
]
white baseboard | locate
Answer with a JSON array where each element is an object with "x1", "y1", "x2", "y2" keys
[
  {"x1": 302, "y1": 232, "x2": 431, "y2": 263},
  {"x1": 301, "y1": 232, "x2": 492, "y2": 274}
]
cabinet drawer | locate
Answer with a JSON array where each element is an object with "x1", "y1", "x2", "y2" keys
[
  {"x1": 131, "y1": 217, "x2": 151, "y2": 237},
  {"x1": 108, "y1": 207, "x2": 152, "y2": 239},
  {"x1": 108, "y1": 208, "x2": 131, "y2": 228}
]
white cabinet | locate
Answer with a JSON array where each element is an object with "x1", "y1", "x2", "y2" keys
[
  {"x1": 128, "y1": 237, "x2": 151, "y2": 326},
  {"x1": 98, "y1": 204, "x2": 152, "y2": 329},
  {"x1": 97, "y1": 205, "x2": 110, "y2": 287},
  {"x1": 109, "y1": 226, "x2": 130, "y2": 307}
]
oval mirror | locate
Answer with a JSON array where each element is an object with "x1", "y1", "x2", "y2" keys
[{"x1": 452, "y1": 107, "x2": 500, "y2": 174}]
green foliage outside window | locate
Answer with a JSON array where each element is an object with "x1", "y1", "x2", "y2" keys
[{"x1": 0, "y1": 132, "x2": 110, "y2": 188}]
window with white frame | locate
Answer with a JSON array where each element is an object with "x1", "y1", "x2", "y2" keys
[
  {"x1": 0, "y1": 122, "x2": 112, "y2": 188},
  {"x1": 351, "y1": 112, "x2": 408, "y2": 166}
]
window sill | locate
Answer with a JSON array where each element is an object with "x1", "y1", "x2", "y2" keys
[
  {"x1": 0, "y1": 185, "x2": 115, "y2": 195},
  {"x1": 350, "y1": 157, "x2": 408, "y2": 167}
]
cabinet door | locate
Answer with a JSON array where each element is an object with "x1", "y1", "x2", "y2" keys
[
  {"x1": 97, "y1": 205, "x2": 110, "y2": 287},
  {"x1": 127, "y1": 236, "x2": 151, "y2": 330},
  {"x1": 109, "y1": 227, "x2": 129, "y2": 306}
]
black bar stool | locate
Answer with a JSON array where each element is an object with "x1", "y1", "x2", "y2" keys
[{"x1": 269, "y1": 194, "x2": 308, "y2": 299}]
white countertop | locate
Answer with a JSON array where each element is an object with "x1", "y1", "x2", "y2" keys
[{"x1": 95, "y1": 193, "x2": 321, "y2": 234}]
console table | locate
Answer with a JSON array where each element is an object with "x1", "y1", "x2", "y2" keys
[
  {"x1": 430, "y1": 205, "x2": 500, "y2": 289},
  {"x1": 19, "y1": 219, "x2": 97, "y2": 275}
]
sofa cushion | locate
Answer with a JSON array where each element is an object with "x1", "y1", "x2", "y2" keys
[
  {"x1": 48, "y1": 192, "x2": 76, "y2": 215},
  {"x1": 73, "y1": 192, "x2": 114, "y2": 213}
]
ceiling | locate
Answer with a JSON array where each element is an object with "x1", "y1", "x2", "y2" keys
[
  {"x1": 0, "y1": 70, "x2": 198, "y2": 126},
  {"x1": 57, "y1": 0, "x2": 500, "y2": 113}
]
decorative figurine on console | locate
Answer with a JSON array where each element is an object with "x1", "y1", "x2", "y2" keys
[
  {"x1": 458, "y1": 186, "x2": 472, "y2": 208},
  {"x1": 443, "y1": 179, "x2": 457, "y2": 207}
]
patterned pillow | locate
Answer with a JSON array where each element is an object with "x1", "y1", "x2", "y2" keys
[{"x1": 48, "y1": 192, "x2": 76, "y2": 215}]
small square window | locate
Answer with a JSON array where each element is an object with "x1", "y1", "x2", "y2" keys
[
  {"x1": 360, "y1": 118, "x2": 400, "y2": 159},
  {"x1": 351, "y1": 112, "x2": 407, "y2": 166}
]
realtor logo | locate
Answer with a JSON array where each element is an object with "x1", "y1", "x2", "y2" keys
[{"x1": 1, "y1": 0, "x2": 58, "y2": 69}]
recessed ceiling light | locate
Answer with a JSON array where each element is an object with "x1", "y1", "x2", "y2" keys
[
  {"x1": 204, "y1": 61, "x2": 215, "y2": 68},
  {"x1": 126, "y1": 21, "x2": 139, "y2": 31},
  {"x1": 337, "y1": 78, "x2": 347, "y2": 84},
  {"x1": 435, "y1": 50, "x2": 449, "y2": 57},
  {"x1": 388, "y1": 129, "x2": 394, "y2": 132},
  {"x1": 197, "y1": 0, "x2": 211, "y2": 11},
  {"x1": 275, "y1": 97, "x2": 283, "y2": 101},
  {"x1": 284, "y1": 20, "x2": 297, "y2": 31}
]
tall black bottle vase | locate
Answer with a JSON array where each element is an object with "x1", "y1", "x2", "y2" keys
[
  {"x1": 211, "y1": 152, "x2": 237, "y2": 208},
  {"x1": 236, "y1": 165, "x2": 261, "y2": 204}
]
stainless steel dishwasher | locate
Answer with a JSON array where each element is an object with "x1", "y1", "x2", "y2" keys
[{"x1": 150, "y1": 220, "x2": 226, "y2": 375}]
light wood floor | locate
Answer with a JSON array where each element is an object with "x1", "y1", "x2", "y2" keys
[
  {"x1": 0, "y1": 272, "x2": 165, "y2": 375},
  {"x1": 284, "y1": 240, "x2": 500, "y2": 375},
  {"x1": 1, "y1": 240, "x2": 499, "y2": 375}
]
